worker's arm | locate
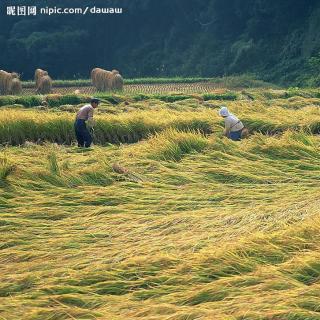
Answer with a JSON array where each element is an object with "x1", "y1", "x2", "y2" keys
[
  {"x1": 87, "y1": 108, "x2": 95, "y2": 127},
  {"x1": 87, "y1": 117, "x2": 95, "y2": 128},
  {"x1": 223, "y1": 118, "x2": 231, "y2": 136}
]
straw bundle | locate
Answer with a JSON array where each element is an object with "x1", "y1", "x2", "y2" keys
[
  {"x1": 37, "y1": 75, "x2": 52, "y2": 94},
  {"x1": 0, "y1": 71, "x2": 21, "y2": 95},
  {"x1": 35, "y1": 69, "x2": 48, "y2": 88},
  {"x1": 9, "y1": 78, "x2": 22, "y2": 95},
  {"x1": 91, "y1": 68, "x2": 124, "y2": 91}
]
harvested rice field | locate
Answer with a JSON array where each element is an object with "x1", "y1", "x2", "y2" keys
[
  {"x1": 1, "y1": 87, "x2": 320, "y2": 319},
  {"x1": 21, "y1": 82, "x2": 227, "y2": 96}
]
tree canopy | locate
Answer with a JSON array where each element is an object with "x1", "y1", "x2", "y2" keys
[{"x1": 1, "y1": 0, "x2": 320, "y2": 85}]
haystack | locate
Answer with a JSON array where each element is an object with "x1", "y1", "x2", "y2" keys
[
  {"x1": 11, "y1": 72, "x2": 19, "y2": 79},
  {"x1": 37, "y1": 75, "x2": 52, "y2": 94},
  {"x1": 104, "y1": 70, "x2": 114, "y2": 91},
  {"x1": 112, "y1": 73, "x2": 124, "y2": 91},
  {"x1": 91, "y1": 68, "x2": 124, "y2": 91},
  {"x1": 91, "y1": 68, "x2": 114, "y2": 91},
  {"x1": 91, "y1": 68, "x2": 104, "y2": 88},
  {"x1": 0, "y1": 70, "x2": 8, "y2": 94},
  {"x1": 0, "y1": 70, "x2": 20, "y2": 95},
  {"x1": 10, "y1": 78, "x2": 22, "y2": 95},
  {"x1": 34, "y1": 69, "x2": 48, "y2": 88}
]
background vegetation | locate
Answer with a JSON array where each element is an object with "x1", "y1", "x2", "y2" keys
[{"x1": 1, "y1": 0, "x2": 320, "y2": 86}]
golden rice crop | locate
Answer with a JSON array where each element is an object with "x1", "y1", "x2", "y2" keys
[
  {"x1": 0, "y1": 109, "x2": 214, "y2": 145},
  {"x1": 1, "y1": 130, "x2": 320, "y2": 319},
  {"x1": 1, "y1": 90, "x2": 320, "y2": 319},
  {"x1": 2, "y1": 95, "x2": 320, "y2": 146}
]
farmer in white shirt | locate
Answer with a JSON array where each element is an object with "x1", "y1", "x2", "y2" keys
[
  {"x1": 219, "y1": 106, "x2": 244, "y2": 141},
  {"x1": 74, "y1": 98, "x2": 100, "y2": 147}
]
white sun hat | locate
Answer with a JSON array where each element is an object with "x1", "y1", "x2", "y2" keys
[{"x1": 219, "y1": 106, "x2": 230, "y2": 117}]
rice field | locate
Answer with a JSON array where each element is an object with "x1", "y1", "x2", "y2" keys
[
  {"x1": 19, "y1": 74, "x2": 275, "y2": 95},
  {"x1": 1, "y1": 87, "x2": 320, "y2": 319},
  {"x1": 20, "y1": 82, "x2": 228, "y2": 96}
]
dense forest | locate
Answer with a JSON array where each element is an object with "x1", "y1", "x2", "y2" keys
[{"x1": 1, "y1": 0, "x2": 320, "y2": 85}]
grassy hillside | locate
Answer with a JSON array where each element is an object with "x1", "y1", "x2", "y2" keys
[{"x1": 1, "y1": 89, "x2": 320, "y2": 319}]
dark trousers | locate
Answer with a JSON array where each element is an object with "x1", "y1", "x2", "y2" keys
[
  {"x1": 74, "y1": 119, "x2": 92, "y2": 147},
  {"x1": 229, "y1": 129, "x2": 242, "y2": 141}
]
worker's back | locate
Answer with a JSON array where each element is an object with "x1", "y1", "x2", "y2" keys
[
  {"x1": 224, "y1": 114, "x2": 244, "y2": 132},
  {"x1": 76, "y1": 104, "x2": 94, "y2": 120}
]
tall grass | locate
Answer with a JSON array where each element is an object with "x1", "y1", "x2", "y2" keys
[
  {"x1": 0, "y1": 110, "x2": 213, "y2": 146},
  {"x1": 2, "y1": 90, "x2": 320, "y2": 319},
  {"x1": 2, "y1": 124, "x2": 320, "y2": 319},
  {"x1": 0, "y1": 156, "x2": 16, "y2": 183},
  {"x1": 47, "y1": 151, "x2": 60, "y2": 175},
  {"x1": 139, "y1": 129, "x2": 209, "y2": 161},
  {"x1": 2, "y1": 130, "x2": 320, "y2": 319},
  {"x1": 2, "y1": 97, "x2": 320, "y2": 146}
]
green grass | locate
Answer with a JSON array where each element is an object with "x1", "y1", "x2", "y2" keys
[
  {"x1": 3, "y1": 87, "x2": 320, "y2": 109},
  {"x1": 21, "y1": 77, "x2": 218, "y2": 89},
  {"x1": 203, "y1": 92, "x2": 238, "y2": 100},
  {"x1": 0, "y1": 91, "x2": 239, "y2": 108},
  {"x1": 21, "y1": 75, "x2": 275, "y2": 88},
  {"x1": 0, "y1": 156, "x2": 16, "y2": 183}
]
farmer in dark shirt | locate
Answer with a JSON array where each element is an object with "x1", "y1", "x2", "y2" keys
[{"x1": 74, "y1": 98, "x2": 100, "y2": 147}]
